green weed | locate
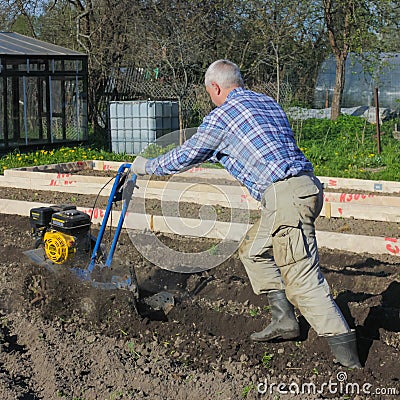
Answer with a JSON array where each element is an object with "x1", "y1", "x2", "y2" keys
[
  {"x1": 293, "y1": 115, "x2": 400, "y2": 181},
  {"x1": 140, "y1": 143, "x2": 176, "y2": 158},
  {"x1": 208, "y1": 245, "x2": 218, "y2": 255},
  {"x1": 249, "y1": 308, "x2": 259, "y2": 317},
  {"x1": 242, "y1": 384, "x2": 255, "y2": 398},
  {"x1": 0, "y1": 146, "x2": 133, "y2": 175},
  {"x1": 262, "y1": 352, "x2": 274, "y2": 369},
  {"x1": 127, "y1": 341, "x2": 141, "y2": 360}
]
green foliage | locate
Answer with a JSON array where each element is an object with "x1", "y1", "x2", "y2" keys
[
  {"x1": 262, "y1": 352, "x2": 273, "y2": 369},
  {"x1": 140, "y1": 143, "x2": 176, "y2": 158},
  {"x1": 11, "y1": 15, "x2": 36, "y2": 36},
  {"x1": 126, "y1": 341, "x2": 141, "y2": 361},
  {"x1": 242, "y1": 384, "x2": 255, "y2": 398},
  {"x1": 293, "y1": 115, "x2": 400, "y2": 181},
  {"x1": 249, "y1": 308, "x2": 259, "y2": 317},
  {"x1": 0, "y1": 146, "x2": 134, "y2": 175}
]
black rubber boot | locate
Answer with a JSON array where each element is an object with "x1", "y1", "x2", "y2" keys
[
  {"x1": 250, "y1": 290, "x2": 300, "y2": 342},
  {"x1": 326, "y1": 330, "x2": 362, "y2": 368}
]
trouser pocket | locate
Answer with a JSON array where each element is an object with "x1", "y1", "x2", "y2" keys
[
  {"x1": 292, "y1": 177, "x2": 323, "y2": 218},
  {"x1": 272, "y1": 226, "x2": 308, "y2": 267}
]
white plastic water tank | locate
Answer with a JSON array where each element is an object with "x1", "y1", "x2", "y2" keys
[{"x1": 109, "y1": 100, "x2": 179, "y2": 154}]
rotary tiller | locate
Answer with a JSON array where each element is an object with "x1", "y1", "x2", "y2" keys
[{"x1": 24, "y1": 163, "x2": 139, "y2": 295}]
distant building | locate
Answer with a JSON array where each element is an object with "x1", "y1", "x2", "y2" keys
[
  {"x1": 314, "y1": 53, "x2": 400, "y2": 110},
  {"x1": 0, "y1": 32, "x2": 88, "y2": 152}
]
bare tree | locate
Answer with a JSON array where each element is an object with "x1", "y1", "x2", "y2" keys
[
  {"x1": 323, "y1": 0, "x2": 355, "y2": 119},
  {"x1": 234, "y1": 0, "x2": 324, "y2": 105},
  {"x1": 56, "y1": 0, "x2": 143, "y2": 129},
  {"x1": 0, "y1": 0, "x2": 43, "y2": 35},
  {"x1": 123, "y1": 0, "x2": 236, "y2": 140}
]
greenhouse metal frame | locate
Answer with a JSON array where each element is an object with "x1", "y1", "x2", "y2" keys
[{"x1": 0, "y1": 32, "x2": 88, "y2": 152}]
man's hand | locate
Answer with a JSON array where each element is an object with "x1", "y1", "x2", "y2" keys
[{"x1": 130, "y1": 156, "x2": 148, "y2": 176}]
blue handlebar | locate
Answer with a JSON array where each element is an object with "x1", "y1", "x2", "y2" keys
[{"x1": 88, "y1": 163, "x2": 137, "y2": 271}]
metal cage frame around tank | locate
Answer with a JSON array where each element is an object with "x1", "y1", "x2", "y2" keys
[{"x1": 109, "y1": 100, "x2": 179, "y2": 155}]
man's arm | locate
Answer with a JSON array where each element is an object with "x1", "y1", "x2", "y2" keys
[{"x1": 144, "y1": 126, "x2": 224, "y2": 175}]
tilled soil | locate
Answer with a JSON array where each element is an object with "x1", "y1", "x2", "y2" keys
[{"x1": 0, "y1": 181, "x2": 399, "y2": 399}]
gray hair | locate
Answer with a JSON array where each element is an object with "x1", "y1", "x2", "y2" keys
[{"x1": 204, "y1": 59, "x2": 244, "y2": 89}]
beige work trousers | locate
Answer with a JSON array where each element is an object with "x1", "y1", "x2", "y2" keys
[{"x1": 239, "y1": 173, "x2": 350, "y2": 336}]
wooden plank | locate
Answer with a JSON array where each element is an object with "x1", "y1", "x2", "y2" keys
[
  {"x1": 320, "y1": 176, "x2": 400, "y2": 194},
  {"x1": 1, "y1": 198, "x2": 399, "y2": 257},
  {"x1": 324, "y1": 191, "x2": 400, "y2": 207},
  {"x1": 0, "y1": 175, "x2": 114, "y2": 195},
  {"x1": 92, "y1": 162, "x2": 400, "y2": 194},
  {"x1": 10, "y1": 161, "x2": 400, "y2": 193},
  {"x1": 0, "y1": 199, "x2": 50, "y2": 215},
  {"x1": 320, "y1": 201, "x2": 400, "y2": 222},
  {"x1": 0, "y1": 199, "x2": 123, "y2": 229},
  {"x1": 4, "y1": 169, "x2": 112, "y2": 184},
  {"x1": 0, "y1": 198, "x2": 249, "y2": 241},
  {"x1": 325, "y1": 202, "x2": 331, "y2": 219},
  {"x1": 4, "y1": 163, "x2": 400, "y2": 221},
  {"x1": 3, "y1": 167, "x2": 244, "y2": 196},
  {"x1": 0, "y1": 174, "x2": 259, "y2": 210},
  {"x1": 316, "y1": 231, "x2": 400, "y2": 258},
  {"x1": 124, "y1": 214, "x2": 251, "y2": 241},
  {"x1": 92, "y1": 160, "x2": 236, "y2": 181},
  {"x1": 13, "y1": 160, "x2": 93, "y2": 173},
  {"x1": 4, "y1": 172, "x2": 400, "y2": 219}
]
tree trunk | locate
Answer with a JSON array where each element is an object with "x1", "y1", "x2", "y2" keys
[{"x1": 331, "y1": 54, "x2": 346, "y2": 120}]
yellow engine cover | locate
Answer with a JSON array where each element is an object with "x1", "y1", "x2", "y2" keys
[{"x1": 43, "y1": 230, "x2": 76, "y2": 264}]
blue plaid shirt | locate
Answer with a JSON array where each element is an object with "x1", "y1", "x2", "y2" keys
[{"x1": 146, "y1": 87, "x2": 313, "y2": 201}]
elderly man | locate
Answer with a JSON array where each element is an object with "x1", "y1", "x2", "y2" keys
[{"x1": 130, "y1": 59, "x2": 361, "y2": 368}]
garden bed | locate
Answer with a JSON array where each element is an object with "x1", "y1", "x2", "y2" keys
[
  {"x1": 0, "y1": 211, "x2": 399, "y2": 399},
  {"x1": 0, "y1": 185, "x2": 399, "y2": 238},
  {"x1": 0, "y1": 164, "x2": 400, "y2": 399}
]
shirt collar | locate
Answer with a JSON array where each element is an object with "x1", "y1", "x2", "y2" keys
[{"x1": 226, "y1": 86, "x2": 245, "y2": 100}]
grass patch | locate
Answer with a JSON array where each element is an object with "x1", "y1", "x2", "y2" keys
[
  {"x1": 293, "y1": 115, "x2": 400, "y2": 181},
  {"x1": 0, "y1": 146, "x2": 134, "y2": 175}
]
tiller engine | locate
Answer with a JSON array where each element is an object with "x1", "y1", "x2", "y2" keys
[
  {"x1": 24, "y1": 163, "x2": 138, "y2": 293},
  {"x1": 30, "y1": 205, "x2": 91, "y2": 265}
]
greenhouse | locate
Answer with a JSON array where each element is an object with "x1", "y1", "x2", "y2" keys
[
  {"x1": 0, "y1": 32, "x2": 88, "y2": 152},
  {"x1": 314, "y1": 53, "x2": 400, "y2": 111}
]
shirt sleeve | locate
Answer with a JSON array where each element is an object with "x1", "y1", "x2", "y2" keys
[{"x1": 145, "y1": 123, "x2": 224, "y2": 175}]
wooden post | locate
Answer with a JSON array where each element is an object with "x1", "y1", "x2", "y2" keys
[
  {"x1": 374, "y1": 87, "x2": 382, "y2": 154},
  {"x1": 325, "y1": 89, "x2": 329, "y2": 109}
]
